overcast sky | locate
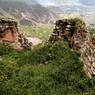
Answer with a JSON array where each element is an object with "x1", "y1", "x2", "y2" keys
[
  {"x1": 35, "y1": 0, "x2": 95, "y2": 6},
  {"x1": 35, "y1": 0, "x2": 81, "y2": 6},
  {"x1": 1, "y1": 0, "x2": 95, "y2": 6}
]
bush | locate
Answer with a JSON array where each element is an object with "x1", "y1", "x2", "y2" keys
[
  {"x1": 0, "y1": 41, "x2": 95, "y2": 95},
  {"x1": 0, "y1": 43, "x2": 15, "y2": 56}
]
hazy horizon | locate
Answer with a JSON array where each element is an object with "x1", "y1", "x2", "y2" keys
[{"x1": 1, "y1": 0, "x2": 95, "y2": 7}]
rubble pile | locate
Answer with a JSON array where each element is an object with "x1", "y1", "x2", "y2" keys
[
  {"x1": 49, "y1": 18, "x2": 95, "y2": 78},
  {"x1": 0, "y1": 17, "x2": 32, "y2": 50}
]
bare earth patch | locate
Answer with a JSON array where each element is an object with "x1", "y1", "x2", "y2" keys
[{"x1": 27, "y1": 37, "x2": 42, "y2": 46}]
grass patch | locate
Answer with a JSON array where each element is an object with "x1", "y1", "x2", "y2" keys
[
  {"x1": 0, "y1": 41, "x2": 95, "y2": 95},
  {"x1": 20, "y1": 25, "x2": 53, "y2": 40}
]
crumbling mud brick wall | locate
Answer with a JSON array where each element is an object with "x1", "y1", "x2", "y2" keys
[
  {"x1": 49, "y1": 18, "x2": 95, "y2": 78},
  {"x1": 80, "y1": 36, "x2": 95, "y2": 78},
  {"x1": 0, "y1": 18, "x2": 32, "y2": 50}
]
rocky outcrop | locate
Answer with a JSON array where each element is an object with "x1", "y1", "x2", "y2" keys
[
  {"x1": 49, "y1": 18, "x2": 95, "y2": 78},
  {"x1": 0, "y1": 17, "x2": 32, "y2": 50}
]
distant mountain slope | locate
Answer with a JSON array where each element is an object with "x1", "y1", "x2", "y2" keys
[
  {"x1": 46, "y1": 6, "x2": 63, "y2": 14},
  {"x1": 0, "y1": 7, "x2": 13, "y2": 17},
  {"x1": 0, "y1": 0, "x2": 58, "y2": 25}
]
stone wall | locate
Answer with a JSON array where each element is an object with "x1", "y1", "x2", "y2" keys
[
  {"x1": 49, "y1": 18, "x2": 95, "y2": 78},
  {"x1": 80, "y1": 36, "x2": 95, "y2": 78},
  {"x1": 49, "y1": 18, "x2": 86, "y2": 48},
  {"x1": 0, "y1": 18, "x2": 32, "y2": 50}
]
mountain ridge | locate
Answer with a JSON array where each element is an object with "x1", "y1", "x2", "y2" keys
[{"x1": 0, "y1": 0, "x2": 58, "y2": 25}]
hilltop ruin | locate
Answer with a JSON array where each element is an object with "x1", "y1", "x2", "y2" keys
[
  {"x1": 0, "y1": 17, "x2": 32, "y2": 50},
  {"x1": 49, "y1": 18, "x2": 95, "y2": 78}
]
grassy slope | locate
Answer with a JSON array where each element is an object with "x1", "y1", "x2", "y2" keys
[
  {"x1": 0, "y1": 21, "x2": 95, "y2": 95},
  {"x1": 0, "y1": 41, "x2": 95, "y2": 95},
  {"x1": 20, "y1": 25, "x2": 53, "y2": 41}
]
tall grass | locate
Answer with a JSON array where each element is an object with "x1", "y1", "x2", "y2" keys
[{"x1": 0, "y1": 41, "x2": 95, "y2": 95}]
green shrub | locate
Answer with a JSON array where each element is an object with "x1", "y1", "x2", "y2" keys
[
  {"x1": 0, "y1": 43, "x2": 15, "y2": 56},
  {"x1": 0, "y1": 41, "x2": 95, "y2": 95}
]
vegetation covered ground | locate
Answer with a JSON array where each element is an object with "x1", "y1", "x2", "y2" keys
[
  {"x1": 20, "y1": 25, "x2": 53, "y2": 40},
  {"x1": 0, "y1": 18, "x2": 95, "y2": 95},
  {"x1": 0, "y1": 41, "x2": 95, "y2": 95}
]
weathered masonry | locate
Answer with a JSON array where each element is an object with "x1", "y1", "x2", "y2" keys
[
  {"x1": 49, "y1": 18, "x2": 95, "y2": 78},
  {"x1": 0, "y1": 18, "x2": 32, "y2": 50}
]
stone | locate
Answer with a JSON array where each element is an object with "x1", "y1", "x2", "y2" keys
[{"x1": 92, "y1": 63, "x2": 95, "y2": 68}]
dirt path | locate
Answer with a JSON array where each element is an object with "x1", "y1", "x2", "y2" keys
[{"x1": 27, "y1": 37, "x2": 42, "y2": 46}]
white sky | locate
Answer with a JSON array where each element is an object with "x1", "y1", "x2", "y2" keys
[
  {"x1": 35, "y1": 0, "x2": 82, "y2": 6},
  {"x1": 35, "y1": 0, "x2": 56, "y2": 6}
]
